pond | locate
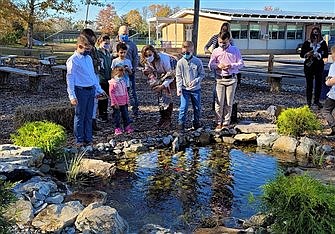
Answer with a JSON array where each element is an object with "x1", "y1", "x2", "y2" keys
[{"x1": 105, "y1": 144, "x2": 278, "y2": 233}]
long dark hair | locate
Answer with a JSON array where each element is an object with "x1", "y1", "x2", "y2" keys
[
  {"x1": 220, "y1": 22, "x2": 231, "y2": 33},
  {"x1": 140, "y1": 45, "x2": 160, "y2": 65},
  {"x1": 309, "y1": 27, "x2": 322, "y2": 43},
  {"x1": 80, "y1": 28, "x2": 97, "y2": 46}
]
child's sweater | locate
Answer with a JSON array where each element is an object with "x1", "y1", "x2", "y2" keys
[{"x1": 109, "y1": 77, "x2": 129, "y2": 106}]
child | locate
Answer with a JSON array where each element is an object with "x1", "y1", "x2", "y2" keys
[
  {"x1": 208, "y1": 31, "x2": 244, "y2": 131},
  {"x1": 323, "y1": 45, "x2": 335, "y2": 135},
  {"x1": 176, "y1": 41, "x2": 205, "y2": 132},
  {"x1": 66, "y1": 35, "x2": 105, "y2": 146},
  {"x1": 109, "y1": 66, "x2": 134, "y2": 135},
  {"x1": 111, "y1": 43, "x2": 133, "y2": 92}
]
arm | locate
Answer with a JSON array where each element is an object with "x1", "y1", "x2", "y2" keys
[
  {"x1": 109, "y1": 82, "x2": 118, "y2": 106},
  {"x1": 161, "y1": 55, "x2": 173, "y2": 88},
  {"x1": 176, "y1": 61, "x2": 183, "y2": 95},
  {"x1": 300, "y1": 41, "x2": 312, "y2": 59},
  {"x1": 132, "y1": 42, "x2": 139, "y2": 70},
  {"x1": 126, "y1": 59, "x2": 133, "y2": 75},
  {"x1": 208, "y1": 50, "x2": 219, "y2": 71},
  {"x1": 204, "y1": 34, "x2": 217, "y2": 51},
  {"x1": 230, "y1": 48, "x2": 244, "y2": 70},
  {"x1": 66, "y1": 58, "x2": 76, "y2": 101}
]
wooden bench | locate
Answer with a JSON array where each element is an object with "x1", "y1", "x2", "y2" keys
[
  {"x1": 0, "y1": 55, "x2": 17, "y2": 67},
  {"x1": 39, "y1": 56, "x2": 57, "y2": 74},
  {"x1": 52, "y1": 65, "x2": 67, "y2": 81},
  {"x1": 0, "y1": 66, "x2": 50, "y2": 92}
]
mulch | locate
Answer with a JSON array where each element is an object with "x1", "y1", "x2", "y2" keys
[{"x1": 1, "y1": 67, "x2": 334, "y2": 148}]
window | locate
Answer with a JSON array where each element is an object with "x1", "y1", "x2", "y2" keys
[
  {"x1": 250, "y1": 24, "x2": 261, "y2": 39},
  {"x1": 231, "y1": 24, "x2": 248, "y2": 39},
  {"x1": 269, "y1": 24, "x2": 285, "y2": 39},
  {"x1": 287, "y1": 25, "x2": 303, "y2": 40}
]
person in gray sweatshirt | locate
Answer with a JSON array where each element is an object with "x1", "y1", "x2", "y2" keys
[{"x1": 176, "y1": 41, "x2": 205, "y2": 132}]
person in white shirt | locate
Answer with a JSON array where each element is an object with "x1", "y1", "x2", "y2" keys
[
  {"x1": 140, "y1": 45, "x2": 175, "y2": 129},
  {"x1": 66, "y1": 35, "x2": 105, "y2": 147}
]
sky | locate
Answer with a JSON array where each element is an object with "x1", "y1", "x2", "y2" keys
[{"x1": 72, "y1": 0, "x2": 335, "y2": 22}]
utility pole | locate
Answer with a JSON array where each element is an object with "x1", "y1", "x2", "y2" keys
[
  {"x1": 192, "y1": 0, "x2": 200, "y2": 55},
  {"x1": 85, "y1": 0, "x2": 91, "y2": 28}
]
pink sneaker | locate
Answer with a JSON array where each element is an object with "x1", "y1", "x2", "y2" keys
[
  {"x1": 114, "y1": 128, "x2": 123, "y2": 135},
  {"x1": 125, "y1": 125, "x2": 134, "y2": 133}
]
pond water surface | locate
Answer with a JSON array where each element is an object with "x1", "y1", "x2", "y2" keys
[{"x1": 105, "y1": 145, "x2": 278, "y2": 233}]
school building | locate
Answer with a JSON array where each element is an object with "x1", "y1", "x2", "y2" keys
[{"x1": 148, "y1": 8, "x2": 335, "y2": 55}]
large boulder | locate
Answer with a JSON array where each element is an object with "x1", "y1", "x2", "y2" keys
[
  {"x1": 75, "y1": 202, "x2": 128, "y2": 233},
  {"x1": 234, "y1": 133, "x2": 257, "y2": 142},
  {"x1": 65, "y1": 191, "x2": 107, "y2": 206},
  {"x1": 257, "y1": 132, "x2": 279, "y2": 148},
  {"x1": 32, "y1": 201, "x2": 84, "y2": 233},
  {"x1": 296, "y1": 137, "x2": 318, "y2": 165},
  {"x1": 272, "y1": 136, "x2": 298, "y2": 154},
  {"x1": 4, "y1": 199, "x2": 34, "y2": 228},
  {"x1": 0, "y1": 144, "x2": 44, "y2": 173},
  {"x1": 235, "y1": 123, "x2": 277, "y2": 134},
  {"x1": 79, "y1": 159, "x2": 116, "y2": 179}
]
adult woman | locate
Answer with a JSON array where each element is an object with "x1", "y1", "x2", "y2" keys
[
  {"x1": 140, "y1": 45, "x2": 174, "y2": 129},
  {"x1": 204, "y1": 22, "x2": 232, "y2": 54},
  {"x1": 96, "y1": 34, "x2": 112, "y2": 122},
  {"x1": 300, "y1": 27, "x2": 329, "y2": 108}
]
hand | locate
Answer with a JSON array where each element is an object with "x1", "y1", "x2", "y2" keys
[
  {"x1": 220, "y1": 63, "x2": 231, "y2": 70},
  {"x1": 152, "y1": 84, "x2": 164, "y2": 92},
  {"x1": 177, "y1": 90, "x2": 182, "y2": 96},
  {"x1": 70, "y1": 98, "x2": 77, "y2": 106},
  {"x1": 204, "y1": 49, "x2": 211, "y2": 55},
  {"x1": 113, "y1": 104, "x2": 119, "y2": 109},
  {"x1": 188, "y1": 80, "x2": 196, "y2": 88}
]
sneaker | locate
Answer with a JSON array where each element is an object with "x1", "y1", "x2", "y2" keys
[
  {"x1": 215, "y1": 124, "x2": 222, "y2": 132},
  {"x1": 114, "y1": 128, "x2": 123, "y2": 135},
  {"x1": 125, "y1": 125, "x2": 134, "y2": 133}
]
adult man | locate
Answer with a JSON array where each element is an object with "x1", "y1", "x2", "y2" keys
[{"x1": 112, "y1": 25, "x2": 139, "y2": 117}]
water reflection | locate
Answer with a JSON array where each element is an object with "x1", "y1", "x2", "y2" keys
[{"x1": 105, "y1": 145, "x2": 278, "y2": 232}]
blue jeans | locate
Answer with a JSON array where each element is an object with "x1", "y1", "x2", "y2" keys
[
  {"x1": 113, "y1": 105, "x2": 130, "y2": 129},
  {"x1": 178, "y1": 89, "x2": 201, "y2": 127},
  {"x1": 129, "y1": 73, "x2": 139, "y2": 114},
  {"x1": 74, "y1": 86, "x2": 95, "y2": 144}
]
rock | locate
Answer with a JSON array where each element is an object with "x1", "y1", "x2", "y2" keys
[
  {"x1": 234, "y1": 133, "x2": 257, "y2": 142},
  {"x1": 4, "y1": 199, "x2": 34, "y2": 226},
  {"x1": 197, "y1": 132, "x2": 211, "y2": 146},
  {"x1": 32, "y1": 201, "x2": 84, "y2": 233},
  {"x1": 243, "y1": 213, "x2": 267, "y2": 228},
  {"x1": 127, "y1": 143, "x2": 147, "y2": 152},
  {"x1": 113, "y1": 149, "x2": 122, "y2": 155},
  {"x1": 79, "y1": 159, "x2": 116, "y2": 179},
  {"x1": 296, "y1": 137, "x2": 317, "y2": 164},
  {"x1": 53, "y1": 162, "x2": 67, "y2": 175},
  {"x1": 0, "y1": 144, "x2": 44, "y2": 170},
  {"x1": 33, "y1": 200, "x2": 44, "y2": 208},
  {"x1": 266, "y1": 105, "x2": 285, "y2": 118},
  {"x1": 272, "y1": 136, "x2": 298, "y2": 154},
  {"x1": 139, "y1": 223, "x2": 173, "y2": 234},
  {"x1": 194, "y1": 226, "x2": 244, "y2": 234},
  {"x1": 0, "y1": 174, "x2": 7, "y2": 180},
  {"x1": 109, "y1": 139, "x2": 116, "y2": 148},
  {"x1": 13, "y1": 176, "x2": 58, "y2": 198},
  {"x1": 34, "y1": 202, "x2": 48, "y2": 215},
  {"x1": 65, "y1": 191, "x2": 107, "y2": 206},
  {"x1": 257, "y1": 133, "x2": 279, "y2": 148},
  {"x1": 162, "y1": 135, "x2": 173, "y2": 146},
  {"x1": 32, "y1": 190, "x2": 46, "y2": 202},
  {"x1": 222, "y1": 137, "x2": 236, "y2": 144},
  {"x1": 39, "y1": 164, "x2": 50, "y2": 174},
  {"x1": 75, "y1": 202, "x2": 128, "y2": 233},
  {"x1": 325, "y1": 155, "x2": 335, "y2": 164},
  {"x1": 45, "y1": 194, "x2": 64, "y2": 204},
  {"x1": 214, "y1": 137, "x2": 222, "y2": 143},
  {"x1": 235, "y1": 123, "x2": 277, "y2": 134},
  {"x1": 322, "y1": 145, "x2": 332, "y2": 154}
]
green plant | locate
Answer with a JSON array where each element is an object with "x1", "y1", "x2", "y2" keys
[
  {"x1": 310, "y1": 147, "x2": 325, "y2": 168},
  {"x1": 10, "y1": 121, "x2": 66, "y2": 156},
  {"x1": 0, "y1": 180, "x2": 17, "y2": 233},
  {"x1": 65, "y1": 148, "x2": 86, "y2": 185},
  {"x1": 276, "y1": 106, "x2": 321, "y2": 136},
  {"x1": 262, "y1": 174, "x2": 335, "y2": 234}
]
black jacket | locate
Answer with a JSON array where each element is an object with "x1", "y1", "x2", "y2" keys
[{"x1": 300, "y1": 40, "x2": 328, "y2": 68}]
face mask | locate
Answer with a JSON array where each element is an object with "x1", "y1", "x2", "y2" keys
[
  {"x1": 146, "y1": 55, "x2": 154, "y2": 63},
  {"x1": 120, "y1": 34, "x2": 129, "y2": 42},
  {"x1": 103, "y1": 44, "x2": 110, "y2": 50},
  {"x1": 219, "y1": 42, "x2": 230, "y2": 49},
  {"x1": 82, "y1": 50, "x2": 90, "y2": 56},
  {"x1": 183, "y1": 53, "x2": 192, "y2": 60},
  {"x1": 312, "y1": 33, "x2": 318, "y2": 40}
]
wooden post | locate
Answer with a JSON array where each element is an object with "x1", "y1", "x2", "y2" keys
[
  {"x1": 192, "y1": 0, "x2": 200, "y2": 55},
  {"x1": 268, "y1": 54, "x2": 274, "y2": 73}
]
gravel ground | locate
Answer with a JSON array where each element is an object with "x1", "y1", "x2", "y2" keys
[{"x1": 1, "y1": 65, "x2": 333, "y2": 148}]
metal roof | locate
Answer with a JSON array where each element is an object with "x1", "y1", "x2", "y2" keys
[{"x1": 201, "y1": 8, "x2": 335, "y2": 19}]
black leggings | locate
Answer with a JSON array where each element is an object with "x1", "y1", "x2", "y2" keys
[{"x1": 304, "y1": 66, "x2": 323, "y2": 104}]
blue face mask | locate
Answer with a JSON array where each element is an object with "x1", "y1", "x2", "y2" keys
[
  {"x1": 182, "y1": 52, "x2": 192, "y2": 60},
  {"x1": 120, "y1": 34, "x2": 129, "y2": 42},
  {"x1": 82, "y1": 50, "x2": 91, "y2": 56}
]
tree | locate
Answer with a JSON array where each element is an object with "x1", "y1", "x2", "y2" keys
[
  {"x1": 11, "y1": 0, "x2": 76, "y2": 48},
  {"x1": 123, "y1": 9, "x2": 147, "y2": 35},
  {"x1": 96, "y1": 4, "x2": 121, "y2": 36},
  {"x1": 148, "y1": 4, "x2": 172, "y2": 17}
]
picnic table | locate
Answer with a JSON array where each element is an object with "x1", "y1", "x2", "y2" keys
[
  {"x1": 0, "y1": 55, "x2": 18, "y2": 66},
  {"x1": 0, "y1": 66, "x2": 50, "y2": 92}
]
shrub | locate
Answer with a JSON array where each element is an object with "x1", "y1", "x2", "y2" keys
[
  {"x1": 276, "y1": 106, "x2": 321, "y2": 136},
  {"x1": 15, "y1": 101, "x2": 74, "y2": 131},
  {"x1": 11, "y1": 121, "x2": 66, "y2": 156},
  {"x1": 262, "y1": 174, "x2": 335, "y2": 234},
  {"x1": 0, "y1": 179, "x2": 17, "y2": 233}
]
